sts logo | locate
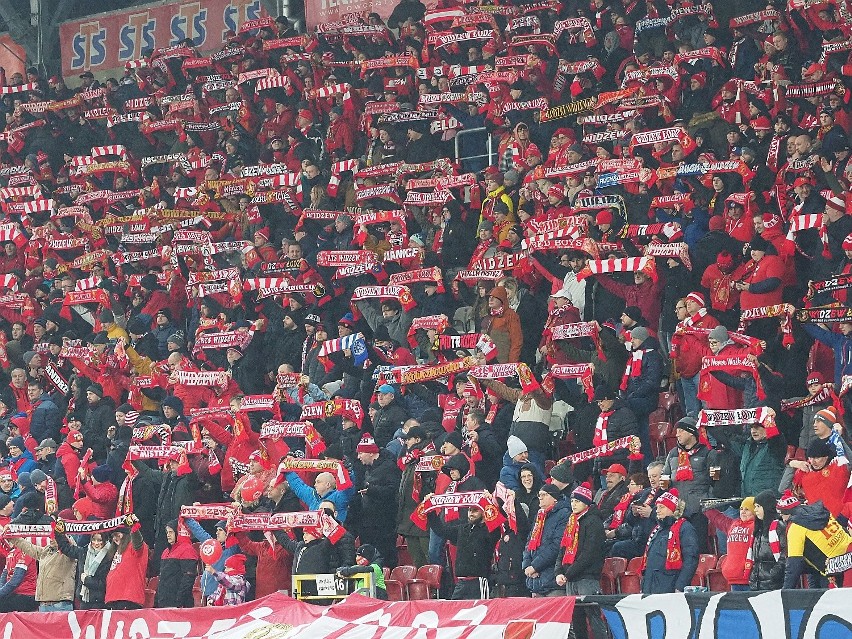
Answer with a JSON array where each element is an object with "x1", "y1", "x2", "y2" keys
[
  {"x1": 119, "y1": 12, "x2": 156, "y2": 61},
  {"x1": 70, "y1": 21, "x2": 106, "y2": 70},
  {"x1": 170, "y1": 2, "x2": 208, "y2": 46},
  {"x1": 223, "y1": 0, "x2": 262, "y2": 39}
]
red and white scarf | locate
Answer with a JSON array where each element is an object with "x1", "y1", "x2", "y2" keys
[{"x1": 621, "y1": 349, "x2": 646, "y2": 391}]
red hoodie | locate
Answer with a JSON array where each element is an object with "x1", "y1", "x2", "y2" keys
[{"x1": 106, "y1": 532, "x2": 149, "y2": 606}]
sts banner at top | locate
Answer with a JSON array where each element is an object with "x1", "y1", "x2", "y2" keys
[{"x1": 59, "y1": 0, "x2": 268, "y2": 77}]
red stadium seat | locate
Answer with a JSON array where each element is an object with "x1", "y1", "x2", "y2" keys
[
  {"x1": 692, "y1": 554, "x2": 718, "y2": 586},
  {"x1": 407, "y1": 581, "x2": 430, "y2": 600},
  {"x1": 415, "y1": 564, "x2": 443, "y2": 598},
  {"x1": 600, "y1": 557, "x2": 627, "y2": 594},
  {"x1": 619, "y1": 572, "x2": 641, "y2": 594},
  {"x1": 385, "y1": 579, "x2": 405, "y2": 601},
  {"x1": 390, "y1": 565, "x2": 417, "y2": 589}
]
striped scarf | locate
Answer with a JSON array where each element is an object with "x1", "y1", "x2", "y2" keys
[{"x1": 744, "y1": 519, "x2": 780, "y2": 578}]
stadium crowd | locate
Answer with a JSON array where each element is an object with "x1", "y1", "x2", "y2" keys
[{"x1": 0, "y1": 0, "x2": 850, "y2": 615}]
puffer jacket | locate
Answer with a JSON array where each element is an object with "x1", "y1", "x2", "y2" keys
[
  {"x1": 522, "y1": 499, "x2": 571, "y2": 595},
  {"x1": 749, "y1": 519, "x2": 787, "y2": 591},
  {"x1": 663, "y1": 443, "x2": 713, "y2": 517}
]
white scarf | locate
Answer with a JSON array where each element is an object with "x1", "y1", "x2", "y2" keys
[{"x1": 80, "y1": 541, "x2": 112, "y2": 602}]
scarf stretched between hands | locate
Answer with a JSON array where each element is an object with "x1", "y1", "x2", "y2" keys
[
  {"x1": 555, "y1": 435, "x2": 642, "y2": 466},
  {"x1": 274, "y1": 458, "x2": 353, "y2": 491},
  {"x1": 697, "y1": 407, "x2": 779, "y2": 438},
  {"x1": 411, "y1": 491, "x2": 505, "y2": 532},
  {"x1": 698, "y1": 354, "x2": 766, "y2": 402},
  {"x1": 469, "y1": 363, "x2": 540, "y2": 393},
  {"x1": 542, "y1": 363, "x2": 594, "y2": 401}
]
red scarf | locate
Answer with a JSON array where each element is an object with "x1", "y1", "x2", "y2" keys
[
  {"x1": 560, "y1": 508, "x2": 586, "y2": 564},
  {"x1": 609, "y1": 492, "x2": 633, "y2": 530},
  {"x1": 675, "y1": 445, "x2": 697, "y2": 481},
  {"x1": 620, "y1": 349, "x2": 645, "y2": 391},
  {"x1": 526, "y1": 503, "x2": 553, "y2": 551},
  {"x1": 468, "y1": 239, "x2": 494, "y2": 267},
  {"x1": 593, "y1": 410, "x2": 614, "y2": 447},
  {"x1": 490, "y1": 305, "x2": 505, "y2": 317},
  {"x1": 642, "y1": 518, "x2": 686, "y2": 572},
  {"x1": 444, "y1": 468, "x2": 472, "y2": 521}
]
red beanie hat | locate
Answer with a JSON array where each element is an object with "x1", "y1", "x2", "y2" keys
[
  {"x1": 224, "y1": 553, "x2": 247, "y2": 575},
  {"x1": 656, "y1": 488, "x2": 680, "y2": 512}
]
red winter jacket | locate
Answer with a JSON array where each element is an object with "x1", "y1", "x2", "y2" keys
[
  {"x1": 83, "y1": 480, "x2": 119, "y2": 519},
  {"x1": 673, "y1": 313, "x2": 719, "y2": 378},
  {"x1": 235, "y1": 532, "x2": 293, "y2": 598}
]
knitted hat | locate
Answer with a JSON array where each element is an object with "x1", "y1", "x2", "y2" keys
[
  {"x1": 777, "y1": 489, "x2": 800, "y2": 511},
  {"x1": 506, "y1": 435, "x2": 527, "y2": 459},
  {"x1": 622, "y1": 306, "x2": 644, "y2": 323},
  {"x1": 356, "y1": 544, "x2": 379, "y2": 563},
  {"x1": 740, "y1": 496, "x2": 755, "y2": 513},
  {"x1": 8, "y1": 436, "x2": 25, "y2": 451},
  {"x1": 751, "y1": 116, "x2": 771, "y2": 131},
  {"x1": 708, "y1": 216, "x2": 725, "y2": 232},
  {"x1": 675, "y1": 415, "x2": 699, "y2": 437},
  {"x1": 443, "y1": 431, "x2": 463, "y2": 451},
  {"x1": 754, "y1": 490, "x2": 778, "y2": 519},
  {"x1": 806, "y1": 372, "x2": 824, "y2": 386},
  {"x1": 814, "y1": 406, "x2": 839, "y2": 429},
  {"x1": 686, "y1": 292, "x2": 705, "y2": 307},
  {"x1": 656, "y1": 488, "x2": 679, "y2": 512},
  {"x1": 92, "y1": 464, "x2": 111, "y2": 483},
  {"x1": 356, "y1": 434, "x2": 380, "y2": 454},
  {"x1": 826, "y1": 195, "x2": 846, "y2": 216},
  {"x1": 17, "y1": 472, "x2": 31, "y2": 489},
  {"x1": 224, "y1": 553, "x2": 247, "y2": 575},
  {"x1": 593, "y1": 383, "x2": 616, "y2": 401},
  {"x1": 68, "y1": 431, "x2": 84, "y2": 445},
  {"x1": 87, "y1": 383, "x2": 104, "y2": 398},
  {"x1": 539, "y1": 483, "x2": 562, "y2": 500},
  {"x1": 844, "y1": 234, "x2": 852, "y2": 250},
  {"x1": 571, "y1": 482, "x2": 594, "y2": 506},
  {"x1": 708, "y1": 325, "x2": 729, "y2": 343},
  {"x1": 548, "y1": 185, "x2": 564, "y2": 199},
  {"x1": 806, "y1": 437, "x2": 834, "y2": 459},
  {"x1": 29, "y1": 469, "x2": 47, "y2": 486},
  {"x1": 630, "y1": 326, "x2": 649, "y2": 342},
  {"x1": 549, "y1": 462, "x2": 573, "y2": 485},
  {"x1": 477, "y1": 220, "x2": 494, "y2": 233},
  {"x1": 596, "y1": 210, "x2": 613, "y2": 225}
]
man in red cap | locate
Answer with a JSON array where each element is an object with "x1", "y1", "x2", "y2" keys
[{"x1": 595, "y1": 463, "x2": 629, "y2": 523}]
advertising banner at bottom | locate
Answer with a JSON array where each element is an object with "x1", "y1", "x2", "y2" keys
[{"x1": 0, "y1": 592, "x2": 575, "y2": 639}]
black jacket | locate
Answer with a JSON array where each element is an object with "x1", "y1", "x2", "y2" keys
[
  {"x1": 591, "y1": 400, "x2": 638, "y2": 468},
  {"x1": 597, "y1": 480, "x2": 628, "y2": 524},
  {"x1": 83, "y1": 397, "x2": 116, "y2": 462},
  {"x1": 556, "y1": 505, "x2": 606, "y2": 583},
  {"x1": 371, "y1": 399, "x2": 409, "y2": 448},
  {"x1": 360, "y1": 450, "x2": 402, "y2": 532},
  {"x1": 156, "y1": 541, "x2": 197, "y2": 608},
  {"x1": 55, "y1": 531, "x2": 113, "y2": 607},
  {"x1": 279, "y1": 535, "x2": 337, "y2": 575},
  {"x1": 750, "y1": 519, "x2": 787, "y2": 591},
  {"x1": 427, "y1": 512, "x2": 499, "y2": 578},
  {"x1": 466, "y1": 425, "x2": 503, "y2": 489}
]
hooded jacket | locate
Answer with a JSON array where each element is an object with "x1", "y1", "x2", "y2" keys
[
  {"x1": 156, "y1": 530, "x2": 198, "y2": 608},
  {"x1": 482, "y1": 286, "x2": 523, "y2": 364},
  {"x1": 8, "y1": 536, "x2": 77, "y2": 604},
  {"x1": 750, "y1": 492, "x2": 787, "y2": 591}
]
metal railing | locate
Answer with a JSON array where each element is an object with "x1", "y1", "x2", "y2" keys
[{"x1": 292, "y1": 571, "x2": 375, "y2": 602}]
